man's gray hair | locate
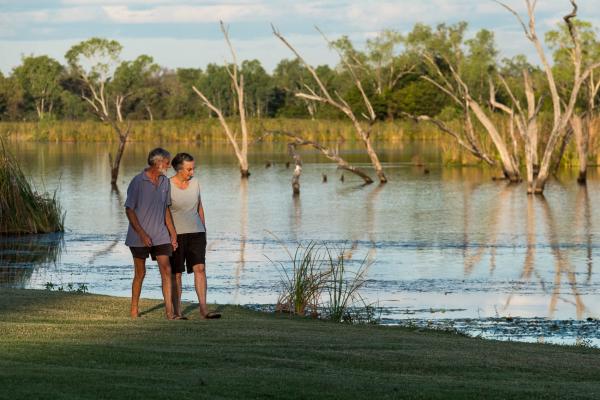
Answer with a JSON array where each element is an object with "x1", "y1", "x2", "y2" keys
[{"x1": 147, "y1": 147, "x2": 171, "y2": 166}]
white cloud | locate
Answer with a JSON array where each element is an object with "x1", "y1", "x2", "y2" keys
[
  {"x1": 0, "y1": 7, "x2": 101, "y2": 24},
  {"x1": 102, "y1": 4, "x2": 272, "y2": 24}
]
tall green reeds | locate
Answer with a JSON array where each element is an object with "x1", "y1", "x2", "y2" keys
[
  {"x1": 275, "y1": 241, "x2": 328, "y2": 316},
  {"x1": 323, "y1": 245, "x2": 371, "y2": 323},
  {"x1": 273, "y1": 240, "x2": 375, "y2": 323},
  {"x1": 0, "y1": 138, "x2": 64, "y2": 234}
]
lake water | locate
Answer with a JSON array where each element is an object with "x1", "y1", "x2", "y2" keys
[{"x1": 2, "y1": 140, "x2": 600, "y2": 346}]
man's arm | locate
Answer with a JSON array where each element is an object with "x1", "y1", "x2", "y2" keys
[
  {"x1": 126, "y1": 207, "x2": 153, "y2": 247},
  {"x1": 165, "y1": 207, "x2": 178, "y2": 251}
]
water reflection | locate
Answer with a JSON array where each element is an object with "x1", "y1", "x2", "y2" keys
[
  {"x1": 232, "y1": 179, "x2": 248, "y2": 303},
  {"x1": 5, "y1": 141, "x2": 600, "y2": 345},
  {"x1": 540, "y1": 197, "x2": 586, "y2": 319},
  {"x1": 0, "y1": 233, "x2": 63, "y2": 286}
]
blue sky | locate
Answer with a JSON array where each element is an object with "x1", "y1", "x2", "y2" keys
[{"x1": 1, "y1": 1, "x2": 599, "y2": 74}]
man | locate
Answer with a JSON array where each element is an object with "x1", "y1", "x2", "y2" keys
[{"x1": 125, "y1": 147, "x2": 179, "y2": 320}]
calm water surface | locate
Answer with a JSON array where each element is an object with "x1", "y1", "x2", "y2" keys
[{"x1": 2, "y1": 140, "x2": 600, "y2": 346}]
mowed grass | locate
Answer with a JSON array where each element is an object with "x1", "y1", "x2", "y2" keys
[{"x1": 1, "y1": 289, "x2": 599, "y2": 399}]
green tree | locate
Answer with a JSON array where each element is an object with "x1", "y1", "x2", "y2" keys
[
  {"x1": 0, "y1": 72, "x2": 24, "y2": 120},
  {"x1": 241, "y1": 59, "x2": 272, "y2": 118},
  {"x1": 13, "y1": 55, "x2": 64, "y2": 120},
  {"x1": 273, "y1": 58, "x2": 318, "y2": 118}
]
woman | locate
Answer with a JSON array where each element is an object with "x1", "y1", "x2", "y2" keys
[{"x1": 169, "y1": 152, "x2": 220, "y2": 319}]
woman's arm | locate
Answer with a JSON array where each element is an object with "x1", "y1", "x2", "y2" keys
[{"x1": 165, "y1": 207, "x2": 178, "y2": 250}]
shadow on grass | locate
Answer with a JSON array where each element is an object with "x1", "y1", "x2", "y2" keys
[
  {"x1": 181, "y1": 303, "x2": 227, "y2": 318},
  {"x1": 139, "y1": 302, "x2": 165, "y2": 317}
]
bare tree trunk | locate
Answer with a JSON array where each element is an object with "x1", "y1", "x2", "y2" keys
[
  {"x1": 571, "y1": 115, "x2": 587, "y2": 183},
  {"x1": 468, "y1": 100, "x2": 520, "y2": 181},
  {"x1": 145, "y1": 105, "x2": 154, "y2": 121},
  {"x1": 109, "y1": 124, "x2": 130, "y2": 186},
  {"x1": 288, "y1": 142, "x2": 302, "y2": 195}
]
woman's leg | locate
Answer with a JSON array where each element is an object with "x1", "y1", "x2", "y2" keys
[
  {"x1": 192, "y1": 263, "x2": 208, "y2": 316},
  {"x1": 171, "y1": 272, "x2": 183, "y2": 317}
]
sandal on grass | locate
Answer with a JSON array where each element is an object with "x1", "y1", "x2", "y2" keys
[{"x1": 201, "y1": 312, "x2": 221, "y2": 319}]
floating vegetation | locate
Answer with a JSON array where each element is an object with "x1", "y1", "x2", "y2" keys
[
  {"x1": 0, "y1": 137, "x2": 64, "y2": 234},
  {"x1": 386, "y1": 316, "x2": 600, "y2": 347}
]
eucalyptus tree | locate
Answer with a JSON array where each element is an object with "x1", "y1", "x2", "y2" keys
[
  {"x1": 0, "y1": 72, "x2": 23, "y2": 120},
  {"x1": 240, "y1": 59, "x2": 272, "y2": 118},
  {"x1": 272, "y1": 58, "x2": 320, "y2": 118},
  {"x1": 65, "y1": 38, "x2": 159, "y2": 185},
  {"x1": 197, "y1": 64, "x2": 234, "y2": 117},
  {"x1": 13, "y1": 55, "x2": 64, "y2": 120},
  {"x1": 171, "y1": 68, "x2": 204, "y2": 118}
]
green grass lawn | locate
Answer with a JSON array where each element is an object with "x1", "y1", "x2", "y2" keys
[{"x1": 1, "y1": 289, "x2": 599, "y2": 399}]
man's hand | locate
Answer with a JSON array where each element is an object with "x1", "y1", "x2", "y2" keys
[
  {"x1": 140, "y1": 232, "x2": 153, "y2": 247},
  {"x1": 171, "y1": 236, "x2": 178, "y2": 251}
]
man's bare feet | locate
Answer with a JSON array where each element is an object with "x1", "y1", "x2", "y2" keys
[{"x1": 130, "y1": 310, "x2": 140, "y2": 319}]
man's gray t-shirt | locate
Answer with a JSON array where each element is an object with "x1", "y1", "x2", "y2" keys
[
  {"x1": 124, "y1": 171, "x2": 171, "y2": 247},
  {"x1": 170, "y1": 177, "x2": 206, "y2": 234}
]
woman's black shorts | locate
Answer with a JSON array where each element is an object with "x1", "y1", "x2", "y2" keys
[{"x1": 170, "y1": 232, "x2": 206, "y2": 274}]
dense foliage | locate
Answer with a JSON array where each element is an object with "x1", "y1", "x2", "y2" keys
[{"x1": 0, "y1": 21, "x2": 598, "y2": 124}]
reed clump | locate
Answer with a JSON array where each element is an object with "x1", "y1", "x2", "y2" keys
[
  {"x1": 274, "y1": 240, "x2": 375, "y2": 323},
  {"x1": 0, "y1": 138, "x2": 64, "y2": 234}
]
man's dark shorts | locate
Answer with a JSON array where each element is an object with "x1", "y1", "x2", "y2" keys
[
  {"x1": 129, "y1": 243, "x2": 173, "y2": 260},
  {"x1": 170, "y1": 232, "x2": 206, "y2": 274}
]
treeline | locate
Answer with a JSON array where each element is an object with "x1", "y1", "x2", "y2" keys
[{"x1": 1, "y1": 20, "x2": 597, "y2": 123}]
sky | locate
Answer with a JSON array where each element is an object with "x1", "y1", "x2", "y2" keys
[{"x1": 1, "y1": 0, "x2": 599, "y2": 74}]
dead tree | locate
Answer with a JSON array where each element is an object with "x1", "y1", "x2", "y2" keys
[
  {"x1": 488, "y1": 72, "x2": 543, "y2": 193},
  {"x1": 498, "y1": 0, "x2": 600, "y2": 193},
  {"x1": 273, "y1": 26, "x2": 387, "y2": 184},
  {"x1": 266, "y1": 130, "x2": 373, "y2": 184},
  {"x1": 193, "y1": 21, "x2": 250, "y2": 178},
  {"x1": 419, "y1": 53, "x2": 521, "y2": 181},
  {"x1": 402, "y1": 112, "x2": 496, "y2": 167}
]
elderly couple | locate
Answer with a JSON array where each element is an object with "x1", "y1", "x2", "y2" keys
[{"x1": 124, "y1": 147, "x2": 220, "y2": 320}]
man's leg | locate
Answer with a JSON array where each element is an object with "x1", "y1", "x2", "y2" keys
[
  {"x1": 131, "y1": 257, "x2": 146, "y2": 319},
  {"x1": 193, "y1": 263, "x2": 209, "y2": 317},
  {"x1": 156, "y1": 255, "x2": 175, "y2": 319},
  {"x1": 172, "y1": 272, "x2": 183, "y2": 317}
]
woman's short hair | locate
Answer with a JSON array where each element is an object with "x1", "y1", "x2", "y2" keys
[
  {"x1": 147, "y1": 148, "x2": 171, "y2": 166},
  {"x1": 172, "y1": 152, "x2": 194, "y2": 171}
]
